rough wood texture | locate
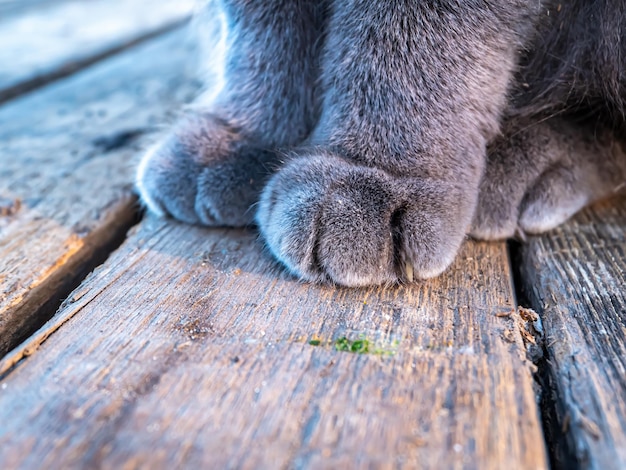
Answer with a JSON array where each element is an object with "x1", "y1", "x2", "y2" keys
[
  {"x1": 0, "y1": 218, "x2": 548, "y2": 469},
  {"x1": 0, "y1": 0, "x2": 194, "y2": 102},
  {"x1": 518, "y1": 197, "x2": 626, "y2": 469},
  {"x1": 0, "y1": 29, "x2": 198, "y2": 356}
]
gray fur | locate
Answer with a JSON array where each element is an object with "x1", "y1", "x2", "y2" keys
[
  {"x1": 137, "y1": 0, "x2": 326, "y2": 226},
  {"x1": 136, "y1": 0, "x2": 626, "y2": 286},
  {"x1": 472, "y1": 119, "x2": 626, "y2": 240}
]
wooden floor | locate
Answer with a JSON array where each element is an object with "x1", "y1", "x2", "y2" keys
[{"x1": 0, "y1": 2, "x2": 625, "y2": 469}]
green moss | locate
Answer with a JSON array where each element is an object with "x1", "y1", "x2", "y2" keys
[
  {"x1": 335, "y1": 336, "x2": 371, "y2": 354},
  {"x1": 335, "y1": 336, "x2": 399, "y2": 356},
  {"x1": 307, "y1": 334, "x2": 399, "y2": 356}
]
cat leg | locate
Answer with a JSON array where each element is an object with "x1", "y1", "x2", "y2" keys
[
  {"x1": 471, "y1": 119, "x2": 626, "y2": 240},
  {"x1": 136, "y1": 0, "x2": 326, "y2": 226},
  {"x1": 257, "y1": 1, "x2": 537, "y2": 286}
]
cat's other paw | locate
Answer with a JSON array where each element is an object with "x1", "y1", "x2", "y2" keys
[
  {"x1": 256, "y1": 152, "x2": 470, "y2": 287},
  {"x1": 471, "y1": 119, "x2": 626, "y2": 240},
  {"x1": 472, "y1": 163, "x2": 593, "y2": 239},
  {"x1": 136, "y1": 114, "x2": 277, "y2": 226}
]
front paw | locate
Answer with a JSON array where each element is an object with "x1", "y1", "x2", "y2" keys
[
  {"x1": 136, "y1": 114, "x2": 276, "y2": 227},
  {"x1": 256, "y1": 152, "x2": 471, "y2": 287}
]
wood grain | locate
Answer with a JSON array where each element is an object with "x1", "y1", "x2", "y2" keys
[
  {"x1": 0, "y1": 0, "x2": 194, "y2": 102},
  {"x1": 0, "y1": 218, "x2": 548, "y2": 469},
  {"x1": 0, "y1": 29, "x2": 199, "y2": 356},
  {"x1": 517, "y1": 197, "x2": 626, "y2": 469}
]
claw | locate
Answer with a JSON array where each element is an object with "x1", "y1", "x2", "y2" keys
[
  {"x1": 405, "y1": 262, "x2": 414, "y2": 283},
  {"x1": 514, "y1": 226, "x2": 527, "y2": 242}
]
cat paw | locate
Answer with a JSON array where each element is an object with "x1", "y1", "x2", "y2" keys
[
  {"x1": 471, "y1": 119, "x2": 625, "y2": 240},
  {"x1": 136, "y1": 114, "x2": 277, "y2": 226},
  {"x1": 471, "y1": 164, "x2": 590, "y2": 239},
  {"x1": 256, "y1": 152, "x2": 470, "y2": 286}
]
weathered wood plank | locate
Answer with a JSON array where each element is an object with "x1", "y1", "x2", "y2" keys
[
  {"x1": 0, "y1": 0, "x2": 194, "y2": 102},
  {"x1": 0, "y1": 218, "x2": 548, "y2": 469},
  {"x1": 518, "y1": 197, "x2": 626, "y2": 469},
  {"x1": 0, "y1": 29, "x2": 199, "y2": 356},
  {"x1": 0, "y1": 0, "x2": 63, "y2": 18}
]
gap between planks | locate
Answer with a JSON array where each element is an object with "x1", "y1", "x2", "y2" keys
[
  {"x1": 0, "y1": 0, "x2": 195, "y2": 103},
  {"x1": 0, "y1": 28, "x2": 200, "y2": 356},
  {"x1": 515, "y1": 197, "x2": 626, "y2": 469},
  {"x1": 0, "y1": 198, "x2": 139, "y2": 369}
]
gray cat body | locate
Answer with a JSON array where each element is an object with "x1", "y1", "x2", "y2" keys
[{"x1": 137, "y1": 0, "x2": 626, "y2": 286}]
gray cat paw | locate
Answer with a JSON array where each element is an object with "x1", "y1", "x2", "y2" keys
[
  {"x1": 471, "y1": 119, "x2": 626, "y2": 240},
  {"x1": 136, "y1": 114, "x2": 276, "y2": 227},
  {"x1": 471, "y1": 164, "x2": 591, "y2": 239},
  {"x1": 256, "y1": 152, "x2": 468, "y2": 287}
]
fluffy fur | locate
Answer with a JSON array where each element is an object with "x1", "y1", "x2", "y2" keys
[{"x1": 137, "y1": 0, "x2": 626, "y2": 286}]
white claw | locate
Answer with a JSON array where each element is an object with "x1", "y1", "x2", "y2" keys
[{"x1": 405, "y1": 262, "x2": 414, "y2": 283}]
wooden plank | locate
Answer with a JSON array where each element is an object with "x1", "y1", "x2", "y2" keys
[
  {"x1": 517, "y1": 197, "x2": 626, "y2": 469},
  {"x1": 0, "y1": 0, "x2": 194, "y2": 102},
  {"x1": 0, "y1": 0, "x2": 64, "y2": 18},
  {"x1": 0, "y1": 29, "x2": 199, "y2": 356},
  {"x1": 0, "y1": 219, "x2": 548, "y2": 469}
]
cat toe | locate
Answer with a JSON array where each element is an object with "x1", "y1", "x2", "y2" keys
[
  {"x1": 136, "y1": 138, "x2": 202, "y2": 224},
  {"x1": 469, "y1": 198, "x2": 518, "y2": 240},
  {"x1": 518, "y1": 166, "x2": 589, "y2": 234},
  {"x1": 257, "y1": 155, "x2": 396, "y2": 285}
]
